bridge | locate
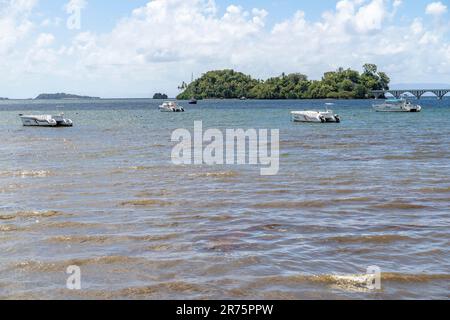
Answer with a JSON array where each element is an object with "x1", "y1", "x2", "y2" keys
[{"x1": 371, "y1": 89, "x2": 450, "y2": 99}]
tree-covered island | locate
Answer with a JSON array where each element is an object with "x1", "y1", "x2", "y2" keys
[
  {"x1": 177, "y1": 64, "x2": 389, "y2": 100},
  {"x1": 153, "y1": 93, "x2": 169, "y2": 99},
  {"x1": 35, "y1": 93, "x2": 100, "y2": 100}
]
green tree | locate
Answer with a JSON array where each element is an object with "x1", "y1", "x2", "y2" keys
[
  {"x1": 353, "y1": 84, "x2": 367, "y2": 99},
  {"x1": 176, "y1": 65, "x2": 390, "y2": 100}
]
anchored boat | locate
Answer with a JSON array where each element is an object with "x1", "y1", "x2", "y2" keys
[
  {"x1": 159, "y1": 101, "x2": 185, "y2": 112},
  {"x1": 373, "y1": 98, "x2": 422, "y2": 112},
  {"x1": 19, "y1": 113, "x2": 73, "y2": 127},
  {"x1": 291, "y1": 103, "x2": 341, "y2": 123}
]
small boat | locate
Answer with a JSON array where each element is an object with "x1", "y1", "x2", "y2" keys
[
  {"x1": 19, "y1": 113, "x2": 73, "y2": 127},
  {"x1": 159, "y1": 101, "x2": 185, "y2": 112},
  {"x1": 291, "y1": 104, "x2": 341, "y2": 123},
  {"x1": 373, "y1": 98, "x2": 422, "y2": 112},
  {"x1": 188, "y1": 98, "x2": 198, "y2": 105}
]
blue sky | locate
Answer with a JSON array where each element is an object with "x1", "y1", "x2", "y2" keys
[
  {"x1": 1, "y1": 0, "x2": 450, "y2": 98},
  {"x1": 32, "y1": 0, "x2": 448, "y2": 29},
  {"x1": 33, "y1": 0, "x2": 444, "y2": 23}
]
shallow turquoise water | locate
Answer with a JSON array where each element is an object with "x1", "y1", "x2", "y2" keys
[{"x1": 0, "y1": 99, "x2": 449, "y2": 299}]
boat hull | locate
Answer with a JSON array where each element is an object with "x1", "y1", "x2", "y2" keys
[
  {"x1": 291, "y1": 111, "x2": 340, "y2": 123},
  {"x1": 20, "y1": 115, "x2": 73, "y2": 127},
  {"x1": 374, "y1": 108, "x2": 422, "y2": 112},
  {"x1": 20, "y1": 116, "x2": 56, "y2": 127},
  {"x1": 373, "y1": 100, "x2": 422, "y2": 112},
  {"x1": 292, "y1": 114, "x2": 323, "y2": 123},
  {"x1": 159, "y1": 107, "x2": 185, "y2": 112}
]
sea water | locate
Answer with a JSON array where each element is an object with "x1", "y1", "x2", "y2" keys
[{"x1": 0, "y1": 98, "x2": 449, "y2": 299}]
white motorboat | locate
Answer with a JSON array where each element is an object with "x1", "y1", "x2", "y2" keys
[
  {"x1": 373, "y1": 98, "x2": 422, "y2": 112},
  {"x1": 19, "y1": 113, "x2": 73, "y2": 127},
  {"x1": 159, "y1": 101, "x2": 185, "y2": 112},
  {"x1": 291, "y1": 104, "x2": 341, "y2": 123}
]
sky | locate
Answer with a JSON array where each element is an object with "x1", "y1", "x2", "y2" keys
[{"x1": 1, "y1": 0, "x2": 450, "y2": 98}]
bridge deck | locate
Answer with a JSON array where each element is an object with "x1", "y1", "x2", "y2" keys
[{"x1": 372, "y1": 89, "x2": 450, "y2": 99}]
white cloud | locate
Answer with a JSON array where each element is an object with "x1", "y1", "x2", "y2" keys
[
  {"x1": 65, "y1": 0, "x2": 269, "y2": 75},
  {"x1": 393, "y1": 0, "x2": 403, "y2": 7},
  {"x1": 24, "y1": 33, "x2": 59, "y2": 70},
  {"x1": 0, "y1": 0, "x2": 36, "y2": 54},
  {"x1": 41, "y1": 17, "x2": 63, "y2": 27},
  {"x1": 411, "y1": 18, "x2": 424, "y2": 35},
  {"x1": 35, "y1": 33, "x2": 55, "y2": 47},
  {"x1": 426, "y1": 2, "x2": 448, "y2": 16},
  {"x1": 2, "y1": 0, "x2": 450, "y2": 97},
  {"x1": 354, "y1": 0, "x2": 386, "y2": 33},
  {"x1": 5, "y1": 0, "x2": 37, "y2": 12}
]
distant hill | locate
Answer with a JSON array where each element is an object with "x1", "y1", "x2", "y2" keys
[
  {"x1": 0, "y1": 97, "x2": 8, "y2": 100},
  {"x1": 35, "y1": 93, "x2": 100, "y2": 100},
  {"x1": 153, "y1": 93, "x2": 168, "y2": 99}
]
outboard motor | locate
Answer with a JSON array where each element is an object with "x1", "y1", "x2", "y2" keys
[{"x1": 335, "y1": 115, "x2": 341, "y2": 123}]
